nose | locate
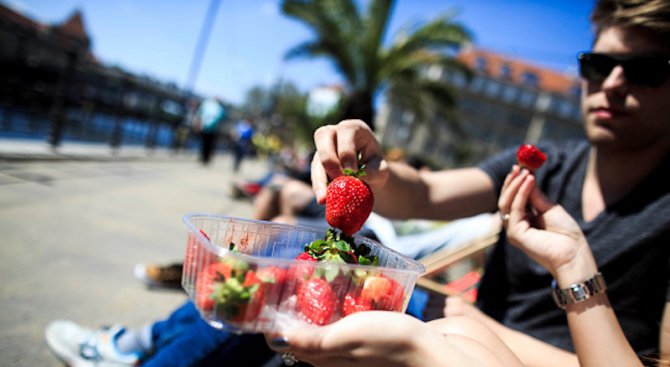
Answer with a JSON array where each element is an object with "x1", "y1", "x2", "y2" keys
[{"x1": 601, "y1": 64, "x2": 629, "y2": 93}]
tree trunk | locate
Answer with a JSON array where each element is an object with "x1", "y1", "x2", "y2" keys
[{"x1": 339, "y1": 90, "x2": 375, "y2": 131}]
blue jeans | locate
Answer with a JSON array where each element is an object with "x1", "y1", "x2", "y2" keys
[
  {"x1": 141, "y1": 291, "x2": 429, "y2": 367},
  {"x1": 142, "y1": 301, "x2": 275, "y2": 367}
]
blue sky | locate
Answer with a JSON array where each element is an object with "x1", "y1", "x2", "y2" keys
[{"x1": 5, "y1": 0, "x2": 595, "y2": 104}]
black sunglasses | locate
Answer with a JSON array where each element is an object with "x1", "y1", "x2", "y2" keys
[{"x1": 577, "y1": 52, "x2": 670, "y2": 87}]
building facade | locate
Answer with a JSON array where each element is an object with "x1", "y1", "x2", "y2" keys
[
  {"x1": 0, "y1": 5, "x2": 194, "y2": 148},
  {"x1": 379, "y1": 48, "x2": 584, "y2": 168}
]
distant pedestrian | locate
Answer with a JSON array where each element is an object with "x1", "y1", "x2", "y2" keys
[
  {"x1": 193, "y1": 97, "x2": 226, "y2": 165},
  {"x1": 232, "y1": 116, "x2": 254, "y2": 172}
]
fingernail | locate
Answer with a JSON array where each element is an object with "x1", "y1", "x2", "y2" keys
[
  {"x1": 341, "y1": 160, "x2": 356, "y2": 171},
  {"x1": 270, "y1": 336, "x2": 290, "y2": 349},
  {"x1": 315, "y1": 188, "x2": 325, "y2": 200}
]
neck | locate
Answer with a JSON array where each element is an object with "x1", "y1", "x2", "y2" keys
[{"x1": 584, "y1": 143, "x2": 667, "y2": 205}]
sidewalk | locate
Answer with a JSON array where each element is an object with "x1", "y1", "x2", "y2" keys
[
  {"x1": 0, "y1": 138, "x2": 192, "y2": 161},
  {"x1": 0, "y1": 145, "x2": 267, "y2": 367}
]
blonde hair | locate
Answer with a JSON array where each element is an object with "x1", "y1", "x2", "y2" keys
[{"x1": 591, "y1": 0, "x2": 670, "y2": 49}]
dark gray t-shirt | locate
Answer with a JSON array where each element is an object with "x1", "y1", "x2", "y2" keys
[{"x1": 476, "y1": 140, "x2": 670, "y2": 356}]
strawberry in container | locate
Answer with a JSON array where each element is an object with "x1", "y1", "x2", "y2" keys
[
  {"x1": 182, "y1": 217, "x2": 424, "y2": 333},
  {"x1": 181, "y1": 165, "x2": 424, "y2": 333}
]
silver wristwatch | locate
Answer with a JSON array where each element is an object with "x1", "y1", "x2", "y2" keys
[{"x1": 551, "y1": 273, "x2": 606, "y2": 309}]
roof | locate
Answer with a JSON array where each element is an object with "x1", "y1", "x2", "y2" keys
[
  {"x1": 56, "y1": 10, "x2": 89, "y2": 41},
  {"x1": 0, "y1": 3, "x2": 45, "y2": 31},
  {"x1": 457, "y1": 48, "x2": 580, "y2": 95},
  {"x1": 0, "y1": 3, "x2": 90, "y2": 42}
]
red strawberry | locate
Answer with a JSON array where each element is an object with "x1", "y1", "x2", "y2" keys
[
  {"x1": 291, "y1": 252, "x2": 318, "y2": 281},
  {"x1": 296, "y1": 278, "x2": 337, "y2": 325},
  {"x1": 516, "y1": 144, "x2": 547, "y2": 171},
  {"x1": 361, "y1": 275, "x2": 405, "y2": 311},
  {"x1": 228, "y1": 270, "x2": 265, "y2": 322},
  {"x1": 295, "y1": 252, "x2": 318, "y2": 262},
  {"x1": 256, "y1": 266, "x2": 288, "y2": 285},
  {"x1": 325, "y1": 170, "x2": 374, "y2": 236},
  {"x1": 195, "y1": 262, "x2": 233, "y2": 310},
  {"x1": 342, "y1": 291, "x2": 373, "y2": 316}
]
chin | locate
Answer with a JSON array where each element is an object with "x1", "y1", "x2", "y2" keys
[{"x1": 585, "y1": 127, "x2": 620, "y2": 147}]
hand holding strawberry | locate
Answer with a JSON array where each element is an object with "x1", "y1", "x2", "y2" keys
[{"x1": 325, "y1": 167, "x2": 374, "y2": 236}]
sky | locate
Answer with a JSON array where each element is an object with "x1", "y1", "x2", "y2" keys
[{"x1": 4, "y1": 0, "x2": 596, "y2": 104}]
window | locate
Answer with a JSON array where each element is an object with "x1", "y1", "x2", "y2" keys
[
  {"x1": 469, "y1": 76, "x2": 486, "y2": 93},
  {"x1": 502, "y1": 84, "x2": 518, "y2": 103},
  {"x1": 500, "y1": 64, "x2": 512, "y2": 79},
  {"x1": 484, "y1": 80, "x2": 502, "y2": 97},
  {"x1": 449, "y1": 71, "x2": 467, "y2": 88},
  {"x1": 557, "y1": 99, "x2": 577, "y2": 119},
  {"x1": 521, "y1": 72, "x2": 539, "y2": 88},
  {"x1": 518, "y1": 90, "x2": 538, "y2": 108},
  {"x1": 475, "y1": 57, "x2": 487, "y2": 72},
  {"x1": 568, "y1": 86, "x2": 581, "y2": 99}
]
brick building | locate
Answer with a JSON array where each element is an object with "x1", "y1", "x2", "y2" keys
[
  {"x1": 0, "y1": 5, "x2": 193, "y2": 148},
  {"x1": 379, "y1": 48, "x2": 584, "y2": 167}
]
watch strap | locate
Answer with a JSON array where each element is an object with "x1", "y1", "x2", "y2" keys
[{"x1": 551, "y1": 273, "x2": 606, "y2": 309}]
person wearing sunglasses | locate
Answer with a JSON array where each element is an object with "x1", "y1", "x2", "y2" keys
[{"x1": 268, "y1": 0, "x2": 670, "y2": 366}]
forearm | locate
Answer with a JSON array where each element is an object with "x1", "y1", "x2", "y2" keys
[
  {"x1": 554, "y1": 257, "x2": 642, "y2": 367},
  {"x1": 373, "y1": 163, "x2": 497, "y2": 220},
  {"x1": 565, "y1": 293, "x2": 642, "y2": 367}
]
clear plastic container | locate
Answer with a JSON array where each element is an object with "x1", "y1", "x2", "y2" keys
[{"x1": 182, "y1": 213, "x2": 426, "y2": 334}]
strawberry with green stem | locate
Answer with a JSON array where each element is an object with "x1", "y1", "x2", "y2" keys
[
  {"x1": 325, "y1": 166, "x2": 374, "y2": 237},
  {"x1": 195, "y1": 243, "x2": 281, "y2": 323}
]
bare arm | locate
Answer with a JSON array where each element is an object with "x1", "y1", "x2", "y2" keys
[
  {"x1": 660, "y1": 303, "x2": 670, "y2": 364},
  {"x1": 311, "y1": 120, "x2": 498, "y2": 220},
  {"x1": 373, "y1": 163, "x2": 498, "y2": 220},
  {"x1": 498, "y1": 169, "x2": 644, "y2": 367}
]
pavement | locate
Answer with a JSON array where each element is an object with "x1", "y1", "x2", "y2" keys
[{"x1": 0, "y1": 138, "x2": 268, "y2": 366}]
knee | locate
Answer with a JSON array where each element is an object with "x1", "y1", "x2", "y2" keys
[
  {"x1": 279, "y1": 180, "x2": 313, "y2": 211},
  {"x1": 271, "y1": 214, "x2": 297, "y2": 225}
]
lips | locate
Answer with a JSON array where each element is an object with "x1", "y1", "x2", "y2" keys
[{"x1": 589, "y1": 106, "x2": 628, "y2": 120}]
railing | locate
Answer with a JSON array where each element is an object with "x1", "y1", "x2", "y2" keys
[{"x1": 0, "y1": 104, "x2": 201, "y2": 152}]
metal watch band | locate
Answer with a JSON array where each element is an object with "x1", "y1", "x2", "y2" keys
[{"x1": 551, "y1": 273, "x2": 606, "y2": 309}]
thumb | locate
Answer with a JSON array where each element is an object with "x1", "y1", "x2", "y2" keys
[{"x1": 278, "y1": 326, "x2": 330, "y2": 356}]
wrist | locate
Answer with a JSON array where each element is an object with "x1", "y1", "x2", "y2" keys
[
  {"x1": 551, "y1": 272, "x2": 607, "y2": 309},
  {"x1": 553, "y1": 242, "x2": 598, "y2": 288}
]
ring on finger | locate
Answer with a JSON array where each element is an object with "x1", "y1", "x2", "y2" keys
[
  {"x1": 282, "y1": 353, "x2": 298, "y2": 366},
  {"x1": 500, "y1": 212, "x2": 510, "y2": 223}
]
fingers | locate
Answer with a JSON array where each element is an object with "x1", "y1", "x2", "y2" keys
[
  {"x1": 311, "y1": 153, "x2": 329, "y2": 203},
  {"x1": 334, "y1": 121, "x2": 362, "y2": 171},
  {"x1": 497, "y1": 166, "x2": 527, "y2": 220},
  {"x1": 508, "y1": 174, "x2": 535, "y2": 227},
  {"x1": 311, "y1": 120, "x2": 383, "y2": 203}
]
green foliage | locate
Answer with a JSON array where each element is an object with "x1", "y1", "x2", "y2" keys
[
  {"x1": 240, "y1": 80, "x2": 329, "y2": 146},
  {"x1": 281, "y1": 0, "x2": 473, "y2": 131}
]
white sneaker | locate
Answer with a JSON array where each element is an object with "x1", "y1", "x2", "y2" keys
[{"x1": 45, "y1": 320, "x2": 139, "y2": 367}]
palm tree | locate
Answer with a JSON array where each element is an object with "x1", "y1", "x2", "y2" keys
[{"x1": 281, "y1": 0, "x2": 472, "y2": 131}]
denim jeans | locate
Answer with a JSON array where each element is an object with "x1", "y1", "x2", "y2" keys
[
  {"x1": 143, "y1": 301, "x2": 275, "y2": 367},
  {"x1": 140, "y1": 287, "x2": 429, "y2": 367}
]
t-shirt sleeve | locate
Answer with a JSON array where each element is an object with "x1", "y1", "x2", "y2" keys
[{"x1": 477, "y1": 146, "x2": 518, "y2": 196}]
